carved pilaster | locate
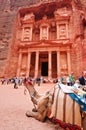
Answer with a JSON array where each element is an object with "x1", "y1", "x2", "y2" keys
[
  {"x1": 57, "y1": 51, "x2": 61, "y2": 78},
  {"x1": 17, "y1": 51, "x2": 22, "y2": 77},
  {"x1": 26, "y1": 52, "x2": 31, "y2": 77},
  {"x1": 67, "y1": 50, "x2": 71, "y2": 74},
  {"x1": 35, "y1": 51, "x2": 39, "y2": 78},
  {"x1": 48, "y1": 51, "x2": 52, "y2": 79}
]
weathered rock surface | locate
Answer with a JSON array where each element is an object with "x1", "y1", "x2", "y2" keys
[{"x1": 0, "y1": 0, "x2": 86, "y2": 78}]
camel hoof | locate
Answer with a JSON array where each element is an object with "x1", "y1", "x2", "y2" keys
[
  {"x1": 26, "y1": 111, "x2": 32, "y2": 117},
  {"x1": 32, "y1": 108, "x2": 38, "y2": 112}
]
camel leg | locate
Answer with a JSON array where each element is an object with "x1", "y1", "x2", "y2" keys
[
  {"x1": 35, "y1": 97, "x2": 49, "y2": 122},
  {"x1": 26, "y1": 97, "x2": 49, "y2": 122},
  {"x1": 38, "y1": 108, "x2": 48, "y2": 122},
  {"x1": 32, "y1": 103, "x2": 38, "y2": 112},
  {"x1": 26, "y1": 110, "x2": 38, "y2": 118},
  {"x1": 26, "y1": 109, "x2": 47, "y2": 122}
]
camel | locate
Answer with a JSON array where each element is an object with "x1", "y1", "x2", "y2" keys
[
  {"x1": 23, "y1": 78, "x2": 53, "y2": 118},
  {"x1": 23, "y1": 78, "x2": 86, "y2": 130}
]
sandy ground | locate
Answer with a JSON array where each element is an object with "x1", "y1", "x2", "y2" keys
[
  {"x1": 1, "y1": 82, "x2": 86, "y2": 130},
  {"x1": 0, "y1": 83, "x2": 58, "y2": 130}
]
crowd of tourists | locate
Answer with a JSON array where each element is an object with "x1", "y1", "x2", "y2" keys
[
  {"x1": 0, "y1": 70, "x2": 86, "y2": 91},
  {"x1": 0, "y1": 77, "x2": 23, "y2": 89},
  {"x1": 59, "y1": 71, "x2": 86, "y2": 92}
]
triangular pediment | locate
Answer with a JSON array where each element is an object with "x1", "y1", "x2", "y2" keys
[
  {"x1": 20, "y1": 39, "x2": 71, "y2": 48},
  {"x1": 27, "y1": 40, "x2": 59, "y2": 47}
]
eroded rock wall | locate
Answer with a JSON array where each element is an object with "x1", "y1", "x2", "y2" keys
[
  {"x1": 0, "y1": 0, "x2": 36, "y2": 77},
  {"x1": 0, "y1": 0, "x2": 86, "y2": 78}
]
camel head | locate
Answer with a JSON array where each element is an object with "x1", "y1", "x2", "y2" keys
[{"x1": 23, "y1": 78, "x2": 33, "y2": 88}]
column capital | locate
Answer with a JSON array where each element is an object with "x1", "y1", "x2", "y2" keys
[
  {"x1": 36, "y1": 51, "x2": 39, "y2": 53},
  {"x1": 57, "y1": 50, "x2": 60, "y2": 52},
  {"x1": 48, "y1": 50, "x2": 52, "y2": 53},
  {"x1": 28, "y1": 49, "x2": 32, "y2": 53},
  {"x1": 19, "y1": 49, "x2": 22, "y2": 53},
  {"x1": 67, "y1": 48, "x2": 70, "y2": 52}
]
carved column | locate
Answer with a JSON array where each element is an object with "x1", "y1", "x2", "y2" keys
[
  {"x1": 57, "y1": 51, "x2": 61, "y2": 78},
  {"x1": 67, "y1": 50, "x2": 71, "y2": 74},
  {"x1": 47, "y1": 26, "x2": 49, "y2": 40},
  {"x1": 17, "y1": 51, "x2": 22, "y2": 77},
  {"x1": 21, "y1": 27, "x2": 24, "y2": 41},
  {"x1": 29, "y1": 26, "x2": 33, "y2": 41},
  {"x1": 56, "y1": 24, "x2": 59, "y2": 39},
  {"x1": 48, "y1": 51, "x2": 52, "y2": 79},
  {"x1": 35, "y1": 51, "x2": 39, "y2": 78},
  {"x1": 40, "y1": 26, "x2": 42, "y2": 40},
  {"x1": 26, "y1": 51, "x2": 31, "y2": 77},
  {"x1": 66, "y1": 23, "x2": 69, "y2": 38},
  {"x1": 30, "y1": 27, "x2": 33, "y2": 41}
]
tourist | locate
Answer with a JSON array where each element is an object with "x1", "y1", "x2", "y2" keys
[
  {"x1": 60, "y1": 75, "x2": 66, "y2": 84},
  {"x1": 73, "y1": 80, "x2": 82, "y2": 89},
  {"x1": 37, "y1": 77, "x2": 41, "y2": 86},
  {"x1": 79, "y1": 71, "x2": 86, "y2": 85},
  {"x1": 66, "y1": 74, "x2": 71, "y2": 86},
  {"x1": 1, "y1": 78, "x2": 6, "y2": 85},
  {"x1": 69, "y1": 72, "x2": 75, "y2": 86},
  {"x1": 35, "y1": 77, "x2": 41, "y2": 86},
  {"x1": 18, "y1": 77, "x2": 23, "y2": 86},
  {"x1": 14, "y1": 77, "x2": 18, "y2": 89}
]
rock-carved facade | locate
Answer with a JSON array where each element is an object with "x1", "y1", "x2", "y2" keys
[
  {"x1": 17, "y1": 7, "x2": 72, "y2": 78},
  {"x1": 0, "y1": 0, "x2": 86, "y2": 78}
]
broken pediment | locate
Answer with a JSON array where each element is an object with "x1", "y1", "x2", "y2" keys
[
  {"x1": 23, "y1": 12, "x2": 35, "y2": 21},
  {"x1": 30, "y1": 41, "x2": 52, "y2": 47},
  {"x1": 54, "y1": 7, "x2": 71, "y2": 17},
  {"x1": 20, "y1": 40, "x2": 58, "y2": 48},
  {"x1": 29, "y1": 40, "x2": 62, "y2": 47}
]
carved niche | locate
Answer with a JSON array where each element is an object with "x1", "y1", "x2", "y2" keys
[
  {"x1": 23, "y1": 27, "x2": 31, "y2": 41},
  {"x1": 59, "y1": 24, "x2": 66, "y2": 39}
]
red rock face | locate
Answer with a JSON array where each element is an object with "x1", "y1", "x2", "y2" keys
[{"x1": 0, "y1": 0, "x2": 86, "y2": 79}]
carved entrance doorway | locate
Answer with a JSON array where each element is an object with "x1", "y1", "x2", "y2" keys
[{"x1": 41, "y1": 62, "x2": 48, "y2": 76}]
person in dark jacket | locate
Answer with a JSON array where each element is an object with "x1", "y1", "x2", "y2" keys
[{"x1": 79, "y1": 71, "x2": 86, "y2": 85}]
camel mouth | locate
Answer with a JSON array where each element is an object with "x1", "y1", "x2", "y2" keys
[
  {"x1": 27, "y1": 80, "x2": 33, "y2": 85},
  {"x1": 23, "y1": 78, "x2": 33, "y2": 85}
]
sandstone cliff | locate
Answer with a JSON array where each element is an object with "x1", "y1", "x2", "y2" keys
[{"x1": 0, "y1": 0, "x2": 86, "y2": 78}]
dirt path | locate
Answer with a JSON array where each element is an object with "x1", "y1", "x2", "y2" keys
[
  {"x1": 0, "y1": 83, "x2": 59, "y2": 130},
  {"x1": 0, "y1": 83, "x2": 85, "y2": 130}
]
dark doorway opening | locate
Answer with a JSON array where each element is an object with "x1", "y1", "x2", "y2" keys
[{"x1": 41, "y1": 62, "x2": 48, "y2": 76}]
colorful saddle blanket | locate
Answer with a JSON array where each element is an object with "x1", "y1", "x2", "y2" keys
[{"x1": 58, "y1": 83, "x2": 86, "y2": 112}]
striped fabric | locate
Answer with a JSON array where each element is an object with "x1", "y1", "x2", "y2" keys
[{"x1": 49, "y1": 86, "x2": 82, "y2": 127}]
